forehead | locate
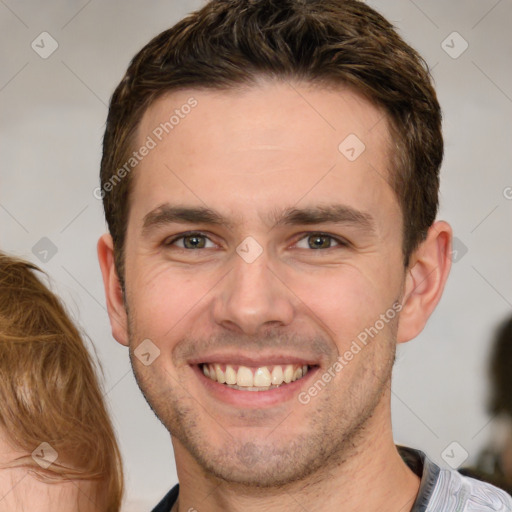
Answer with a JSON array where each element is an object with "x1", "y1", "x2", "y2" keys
[{"x1": 130, "y1": 80, "x2": 398, "y2": 228}]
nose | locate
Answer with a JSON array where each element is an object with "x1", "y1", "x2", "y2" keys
[{"x1": 212, "y1": 249, "x2": 295, "y2": 335}]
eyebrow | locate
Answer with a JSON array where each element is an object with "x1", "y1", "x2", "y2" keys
[
  {"x1": 270, "y1": 205, "x2": 376, "y2": 234},
  {"x1": 142, "y1": 205, "x2": 233, "y2": 234},
  {"x1": 142, "y1": 203, "x2": 376, "y2": 236}
]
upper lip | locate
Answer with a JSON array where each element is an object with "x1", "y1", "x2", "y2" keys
[{"x1": 188, "y1": 352, "x2": 321, "y2": 367}]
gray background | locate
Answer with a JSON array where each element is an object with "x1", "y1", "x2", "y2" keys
[{"x1": 1, "y1": 0, "x2": 511, "y2": 509}]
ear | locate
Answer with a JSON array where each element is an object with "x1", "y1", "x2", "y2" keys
[
  {"x1": 397, "y1": 221, "x2": 452, "y2": 344},
  {"x1": 97, "y1": 233, "x2": 129, "y2": 347}
]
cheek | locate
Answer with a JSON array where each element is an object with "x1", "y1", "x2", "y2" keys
[
  {"x1": 289, "y1": 264, "x2": 401, "y2": 348},
  {"x1": 127, "y1": 263, "x2": 215, "y2": 342}
]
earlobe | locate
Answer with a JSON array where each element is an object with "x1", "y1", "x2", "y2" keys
[
  {"x1": 97, "y1": 233, "x2": 129, "y2": 347},
  {"x1": 397, "y1": 221, "x2": 452, "y2": 344}
]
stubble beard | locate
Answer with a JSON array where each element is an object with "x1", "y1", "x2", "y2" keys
[{"x1": 128, "y1": 319, "x2": 397, "y2": 489}]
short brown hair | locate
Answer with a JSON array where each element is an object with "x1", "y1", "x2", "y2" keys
[
  {"x1": 101, "y1": 0, "x2": 442, "y2": 284},
  {"x1": 0, "y1": 253, "x2": 124, "y2": 511},
  {"x1": 489, "y1": 315, "x2": 512, "y2": 417}
]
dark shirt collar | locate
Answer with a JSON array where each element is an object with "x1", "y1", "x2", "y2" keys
[
  {"x1": 398, "y1": 445, "x2": 440, "y2": 512},
  {"x1": 152, "y1": 446, "x2": 439, "y2": 512}
]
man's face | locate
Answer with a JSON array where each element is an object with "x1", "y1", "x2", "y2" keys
[{"x1": 122, "y1": 80, "x2": 406, "y2": 486}]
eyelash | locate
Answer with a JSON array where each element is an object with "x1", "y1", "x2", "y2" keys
[
  {"x1": 163, "y1": 231, "x2": 350, "y2": 250},
  {"x1": 164, "y1": 232, "x2": 216, "y2": 249},
  {"x1": 294, "y1": 232, "x2": 349, "y2": 250}
]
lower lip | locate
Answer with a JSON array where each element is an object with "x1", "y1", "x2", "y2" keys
[{"x1": 192, "y1": 364, "x2": 320, "y2": 408}]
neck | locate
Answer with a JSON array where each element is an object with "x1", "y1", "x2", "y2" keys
[{"x1": 171, "y1": 399, "x2": 420, "y2": 512}]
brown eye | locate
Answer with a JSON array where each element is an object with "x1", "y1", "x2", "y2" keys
[
  {"x1": 295, "y1": 233, "x2": 345, "y2": 250},
  {"x1": 182, "y1": 235, "x2": 206, "y2": 249},
  {"x1": 166, "y1": 233, "x2": 215, "y2": 249},
  {"x1": 308, "y1": 235, "x2": 333, "y2": 249}
]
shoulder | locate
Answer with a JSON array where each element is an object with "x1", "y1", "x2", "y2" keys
[{"x1": 428, "y1": 466, "x2": 512, "y2": 511}]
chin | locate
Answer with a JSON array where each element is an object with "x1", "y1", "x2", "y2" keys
[{"x1": 178, "y1": 431, "x2": 333, "y2": 489}]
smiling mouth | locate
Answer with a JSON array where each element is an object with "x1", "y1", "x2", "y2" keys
[{"x1": 199, "y1": 363, "x2": 314, "y2": 391}]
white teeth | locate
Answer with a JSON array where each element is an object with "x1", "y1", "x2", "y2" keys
[
  {"x1": 271, "y1": 365, "x2": 284, "y2": 385},
  {"x1": 283, "y1": 364, "x2": 294, "y2": 383},
  {"x1": 225, "y1": 364, "x2": 237, "y2": 385},
  {"x1": 202, "y1": 363, "x2": 310, "y2": 390},
  {"x1": 215, "y1": 364, "x2": 226, "y2": 384},
  {"x1": 237, "y1": 366, "x2": 253, "y2": 387},
  {"x1": 253, "y1": 367, "x2": 271, "y2": 387}
]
